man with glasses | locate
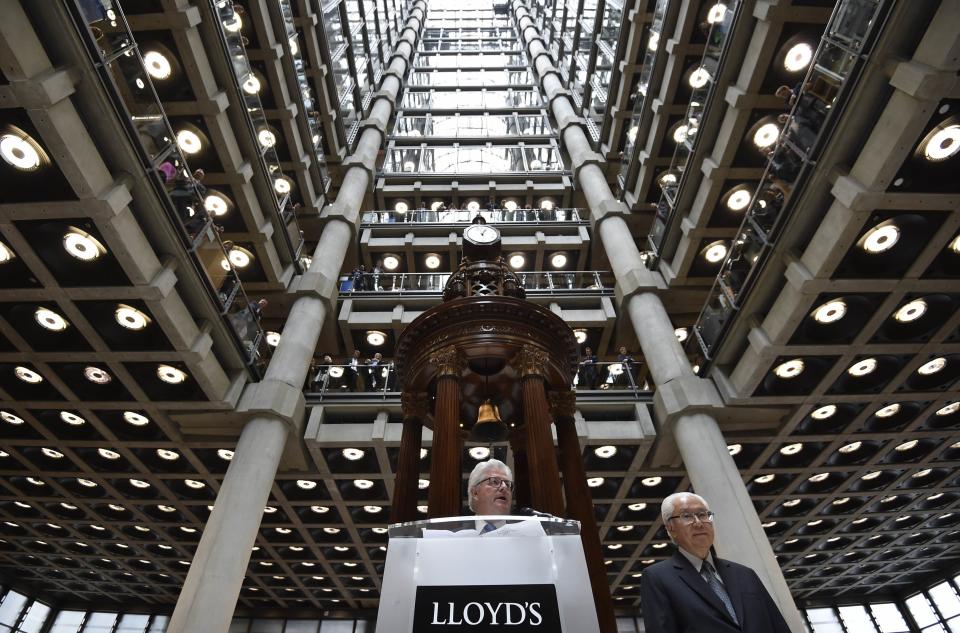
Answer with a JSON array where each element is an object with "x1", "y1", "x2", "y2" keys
[
  {"x1": 467, "y1": 459, "x2": 514, "y2": 534},
  {"x1": 640, "y1": 492, "x2": 790, "y2": 633}
]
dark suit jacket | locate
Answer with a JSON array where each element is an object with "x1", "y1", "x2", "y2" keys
[{"x1": 640, "y1": 551, "x2": 791, "y2": 633}]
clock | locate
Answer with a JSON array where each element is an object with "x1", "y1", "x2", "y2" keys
[{"x1": 462, "y1": 223, "x2": 502, "y2": 260}]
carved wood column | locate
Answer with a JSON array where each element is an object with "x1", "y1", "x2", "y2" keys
[
  {"x1": 391, "y1": 392, "x2": 429, "y2": 523},
  {"x1": 551, "y1": 391, "x2": 616, "y2": 633},
  {"x1": 427, "y1": 346, "x2": 466, "y2": 518},
  {"x1": 514, "y1": 345, "x2": 564, "y2": 516},
  {"x1": 508, "y1": 431, "x2": 531, "y2": 510}
]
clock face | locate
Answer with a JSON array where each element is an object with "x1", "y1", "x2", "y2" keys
[{"x1": 464, "y1": 224, "x2": 500, "y2": 244}]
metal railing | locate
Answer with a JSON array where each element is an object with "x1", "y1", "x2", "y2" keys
[
  {"x1": 689, "y1": 0, "x2": 892, "y2": 365},
  {"x1": 361, "y1": 207, "x2": 587, "y2": 224},
  {"x1": 340, "y1": 271, "x2": 614, "y2": 295},
  {"x1": 68, "y1": 0, "x2": 265, "y2": 368}
]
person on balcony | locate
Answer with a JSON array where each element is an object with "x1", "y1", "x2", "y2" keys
[
  {"x1": 365, "y1": 352, "x2": 383, "y2": 391},
  {"x1": 578, "y1": 346, "x2": 599, "y2": 390},
  {"x1": 346, "y1": 350, "x2": 362, "y2": 391}
]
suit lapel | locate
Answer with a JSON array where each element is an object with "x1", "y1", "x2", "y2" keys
[
  {"x1": 671, "y1": 552, "x2": 737, "y2": 626},
  {"x1": 715, "y1": 557, "x2": 745, "y2": 626}
]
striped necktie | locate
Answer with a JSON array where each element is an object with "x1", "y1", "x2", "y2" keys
[
  {"x1": 480, "y1": 522, "x2": 496, "y2": 534},
  {"x1": 701, "y1": 560, "x2": 738, "y2": 624}
]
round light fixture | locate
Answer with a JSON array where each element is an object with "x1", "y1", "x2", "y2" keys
[
  {"x1": 936, "y1": 402, "x2": 958, "y2": 416},
  {"x1": 382, "y1": 254, "x2": 400, "y2": 270},
  {"x1": 550, "y1": 252, "x2": 568, "y2": 268},
  {"x1": 366, "y1": 330, "x2": 386, "y2": 346},
  {"x1": 838, "y1": 441, "x2": 861, "y2": 454},
  {"x1": 587, "y1": 477, "x2": 604, "y2": 487},
  {"x1": 0, "y1": 133, "x2": 43, "y2": 171},
  {"x1": 98, "y1": 448, "x2": 120, "y2": 460},
  {"x1": 808, "y1": 472, "x2": 829, "y2": 483},
  {"x1": 342, "y1": 448, "x2": 364, "y2": 460},
  {"x1": 228, "y1": 246, "x2": 253, "y2": 268},
  {"x1": 176, "y1": 129, "x2": 202, "y2": 154},
  {"x1": 847, "y1": 357, "x2": 877, "y2": 377},
  {"x1": 273, "y1": 177, "x2": 292, "y2": 194},
  {"x1": 779, "y1": 443, "x2": 803, "y2": 455},
  {"x1": 129, "y1": 479, "x2": 150, "y2": 489},
  {"x1": 184, "y1": 479, "x2": 205, "y2": 489},
  {"x1": 204, "y1": 192, "x2": 231, "y2": 216},
  {"x1": 641, "y1": 476, "x2": 662, "y2": 487},
  {"x1": 218, "y1": 449, "x2": 234, "y2": 460},
  {"x1": 34, "y1": 307, "x2": 68, "y2": 331},
  {"x1": 628, "y1": 502, "x2": 646, "y2": 511},
  {"x1": 812, "y1": 299, "x2": 846, "y2": 324},
  {"x1": 242, "y1": 74, "x2": 261, "y2": 94},
  {"x1": 810, "y1": 404, "x2": 837, "y2": 419},
  {"x1": 1, "y1": 411, "x2": 24, "y2": 425},
  {"x1": 143, "y1": 50, "x2": 172, "y2": 80},
  {"x1": 63, "y1": 229, "x2": 106, "y2": 261},
  {"x1": 115, "y1": 304, "x2": 150, "y2": 330},
  {"x1": 859, "y1": 223, "x2": 899, "y2": 253},
  {"x1": 265, "y1": 331, "x2": 281, "y2": 347},
  {"x1": 950, "y1": 234, "x2": 960, "y2": 254},
  {"x1": 257, "y1": 129, "x2": 277, "y2": 149},
  {"x1": 706, "y1": 3, "x2": 727, "y2": 23},
  {"x1": 156, "y1": 364, "x2": 188, "y2": 384},
  {"x1": 296, "y1": 480, "x2": 317, "y2": 490},
  {"x1": 508, "y1": 253, "x2": 526, "y2": 269},
  {"x1": 752, "y1": 122, "x2": 780, "y2": 149},
  {"x1": 647, "y1": 31, "x2": 659, "y2": 52},
  {"x1": 727, "y1": 443, "x2": 742, "y2": 455},
  {"x1": 674, "y1": 327, "x2": 688, "y2": 342},
  {"x1": 702, "y1": 240, "x2": 727, "y2": 263},
  {"x1": 783, "y1": 42, "x2": 813, "y2": 73},
  {"x1": 725, "y1": 188, "x2": 752, "y2": 211},
  {"x1": 893, "y1": 299, "x2": 927, "y2": 323},
  {"x1": 15, "y1": 366, "x2": 42, "y2": 383},
  {"x1": 754, "y1": 474, "x2": 775, "y2": 484},
  {"x1": 573, "y1": 329, "x2": 588, "y2": 344},
  {"x1": 923, "y1": 124, "x2": 960, "y2": 162},
  {"x1": 84, "y1": 366, "x2": 112, "y2": 384},
  {"x1": 42, "y1": 448, "x2": 63, "y2": 459},
  {"x1": 540, "y1": 200, "x2": 555, "y2": 211},
  {"x1": 773, "y1": 358, "x2": 804, "y2": 379},
  {"x1": 672, "y1": 124, "x2": 689, "y2": 143},
  {"x1": 468, "y1": 447, "x2": 490, "y2": 460},
  {"x1": 896, "y1": 440, "x2": 918, "y2": 452},
  {"x1": 593, "y1": 445, "x2": 617, "y2": 458},
  {"x1": 424, "y1": 253, "x2": 441, "y2": 270},
  {"x1": 0, "y1": 242, "x2": 14, "y2": 263},
  {"x1": 688, "y1": 67, "x2": 710, "y2": 89},
  {"x1": 123, "y1": 411, "x2": 149, "y2": 426},
  {"x1": 918, "y1": 357, "x2": 946, "y2": 375},
  {"x1": 156, "y1": 449, "x2": 180, "y2": 461},
  {"x1": 60, "y1": 412, "x2": 85, "y2": 426},
  {"x1": 222, "y1": 12, "x2": 242, "y2": 32},
  {"x1": 418, "y1": 479, "x2": 429, "y2": 489}
]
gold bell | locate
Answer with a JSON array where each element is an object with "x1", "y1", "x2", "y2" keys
[{"x1": 471, "y1": 398, "x2": 508, "y2": 442}]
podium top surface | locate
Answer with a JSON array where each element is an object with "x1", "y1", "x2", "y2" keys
[{"x1": 387, "y1": 514, "x2": 581, "y2": 538}]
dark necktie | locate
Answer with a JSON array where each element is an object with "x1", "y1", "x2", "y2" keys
[
  {"x1": 480, "y1": 522, "x2": 496, "y2": 534},
  {"x1": 701, "y1": 560, "x2": 738, "y2": 624}
]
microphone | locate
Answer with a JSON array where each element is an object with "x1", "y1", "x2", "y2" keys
[{"x1": 518, "y1": 507, "x2": 556, "y2": 519}]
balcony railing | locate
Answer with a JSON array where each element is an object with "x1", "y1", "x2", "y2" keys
[
  {"x1": 339, "y1": 271, "x2": 614, "y2": 295},
  {"x1": 689, "y1": 0, "x2": 891, "y2": 365},
  {"x1": 361, "y1": 207, "x2": 587, "y2": 225},
  {"x1": 69, "y1": 0, "x2": 265, "y2": 369}
]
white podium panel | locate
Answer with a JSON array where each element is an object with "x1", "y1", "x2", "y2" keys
[{"x1": 376, "y1": 516, "x2": 600, "y2": 633}]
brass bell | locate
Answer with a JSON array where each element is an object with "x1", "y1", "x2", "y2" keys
[{"x1": 471, "y1": 398, "x2": 508, "y2": 442}]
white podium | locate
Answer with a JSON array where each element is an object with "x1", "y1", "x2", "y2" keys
[{"x1": 375, "y1": 515, "x2": 600, "y2": 633}]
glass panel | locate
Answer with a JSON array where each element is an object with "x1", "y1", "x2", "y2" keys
[
  {"x1": 0, "y1": 592, "x2": 26, "y2": 627},
  {"x1": 870, "y1": 604, "x2": 909, "y2": 633},
  {"x1": 83, "y1": 613, "x2": 120, "y2": 632},
  {"x1": 930, "y1": 582, "x2": 960, "y2": 618},
  {"x1": 249, "y1": 619, "x2": 283, "y2": 633},
  {"x1": 908, "y1": 594, "x2": 941, "y2": 627},
  {"x1": 148, "y1": 616, "x2": 170, "y2": 633},
  {"x1": 16, "y1": 601, "x2": 50, "y2": 633},
  {"x1": 284, "y1": 621, "x2": 320, "y2": 633},
  {"x1": 116, "y1": 614, "x2": 151, "y2": 633},
  {"x1": 48, "y1": 611, "x2": 86, "y2": 633},
  {"x1": 319, "y1": 621, "x2": 355, "y2": 632},
  {"x1": 839, "y1": 606, "x2": 878, "y2": 633},
  {"x1": 948, "y1": 616, "x2": 960, "y2": 633},
  {"x1": 228, "y1": 618, "x2": 250, "y2": 633},
  {"x1": 806, "y1": 607, "x2": 844, "y2": 633}
]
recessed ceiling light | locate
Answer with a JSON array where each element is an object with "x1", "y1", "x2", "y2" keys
[
  {"x1": 923, "y1": 124, "x2": 960, "y2": 162},
  {"x1": 673, "y1": 327, "x2": 689, "y2": 342},
  {"x1": 1, "y1": 411, "x2": 24, "y2": 425},
  {"x1": 917, "y1": 357, "x2": 946, "y2": 375},
  {"x1": 204, "y1": 192, "x2": 231, "y2": 216},
  {"x1": 807, "y1": 473, "x2": 829, "y2": 483},
  {"x1": 242, "y1": 74, "x2": 261, "y2": 94},
  {"x1": 762, "y1": 521, "x2": 778, "y2": 528},
  {"x1": 354, "y1": 479, "x2": 374, "y2": 489},
  {"x1": 688, "y1": 67, "x2": 710, "y2": 89},
  {"x1": 98, "y1": 448, "x2": 120, "y2": 460},
  {"x1": 587, "y1": 477, "x2": 604, "y2": 487},
  {"x1": 41, "y1": 448, "x2": 63, "y2": 459},
  {"x1": 594, "y1": 445, "x2": 617, "y2": 458},
  {"x1": 812, "y1": 299, "x2": 846, "y2": 324},
  {"x1": 114, "y1": 304, "x2": 150, "y2": 330},
  {"x1": 641, "y1": 476, "x2": 662, "y2": 487},
  {"x1": 394, "y1": 201, "x2": 409, "y2": 214},
  {"x1": 702, "y1": 240, "x2": 727, "y2": 263},
  {"x1": 773, "y1": 358, "x2": 804, "y2": 379},
  {"x1": 0, "y1": 242, "x2": 14, "y2": 263},
  {"x1": 782, "y1": 499, "x2": 801, "y2": 507},
  {"x1": 468, "y1": 446, "x2": 490, "y2": 460},
  {"x1": 382, "y1": 254, "x2": 400, "y2": 270},
  {"x1": 227, "y1": 246, "x2": 253, "y2": 268},
  {"x1": 628, "y1": 503, "x2": 646, "y2": 511},
  {"x1": 76, "y1": 478, "x2": 97, "y2": 488},
  {"x1": 912, "y1": 468, "x2": 932, "y2": 478},
  {"x1": 185, "y1": 479, "x2": 205, "y2": 489},
  {"x1": 257, "y1": 129, "x2": 277, "y2": 149},
  {"x1": 63, "y1": 229, "x2": 106, "y2": 261},
  {"x1": 727, "y1": 444, "x2": 741, "y2": 455},
  {"x1": 143, "y1": 50, "x2": 172, "y2": 80},
  {"x1": 273, "y1": 176, "x2": 292, "y2": 195},
  {"x1": 706, "y1": 2, "x2": 727, "y2": 23},
  {"x1": 810, "y1": 404, "x2": 836, "y2": 419},
  {"x1": 222, "y1": 12, "x2": 243, "y2": 32},
  {"x1": 550, "y1": 252, "x2": 568, "y2": 268},
  {"x1": 859, "y1": 223, "x2": 899, "y2": 253},
  {"x1": 366, "y1": 330, "x2": 386, "y2": 346},
  {"x1": 779, "y1": 443, "x2": 803, "y2": 455},
  {"x1": 725, "y1": 188, "x2": 751, "y2": 211},
  {"x1": 157, "y1": 505, "x2": 176, "y2": 513},
  {"x1": 418, "y1": 478, "x2": 430, "y2": 489},
  {"x1": 893, "y1": 298, "x2": 927, "y2": 322},
  {"x1": 647, "y1": 31, "x2": 659, "y2": 52},
  {"x1": 129, "y1": 479, "x2": 150, "y2": 489},
  {"x1": 156, "y1": 449, "x2": 180, "y2": 461},
  {"x1": 34, "y1": 307, "x2": 69, "y2": 332},
  {"x1": 754, "y1": 474, "x2": 775, "y2": 484},
  {"x1": 342, "y1": 448, "x2": 364, "y2": 461},
  {"x1": 895, "y1": 440, "x2": 918, "y2": 452},
  {"x1": 296, "y1": 479, "x2": 317, "y2": 489},
  {"x1": 783, "y1": 42, "x2": 813, "y2": 72},
  {"x1": 752, "y1": 122, "x2": 780, "y2": 149},
  {"x1": 15, "y1": 366, "x2": 43, "y2": 383},
  {"x1": 936, "y1": 402, "x2": 958, "y2": 416},
  {"x1": 832, "y1": 497, "x2": 849, "y2": 505},
  {"x1": 311, "y1": 505, "x2": 329, "y2": 513},
  {"x1": 847, "y1": 357, "x2": 877, "y2": 377},
  {"x1": 157, "y1": 364, "x2": 188, "y2": 384},
  {"x1": 123, "y1": 411, "x2": 149, "y2": 426},
  {"x1": 861, "y1": 470, "x2": 881, "y2": 480},
  {"x1": 672, "y1": 124, "x2": 689, "y2": 143},
  {"x1": 838, "y1": 441, "x2": 861, "y2": 454},
  {"x1": 508, "y1": 253, "x2": 526, "y2": 269},
  {"x1": 176, "y1": 129, "x2": 203, "y2": 154},
  {"x1": 265, "y1": 331, "x2": 281, "y2": 347},
  {"x1": 0, "y1": 133, "x2": 43, "y2": 170},
  {"x1": 424, "y1": 253, "x2": 441, "y2": 270},
  {"x1": 875, "y1": 403, "x2": 901, "y2": 418},
  {"x1": 84, "y1": 366, "x2": 112, "y2": 384},
  {"x1": 950, "y1": 234, "x2": 960, "y2": 254}
]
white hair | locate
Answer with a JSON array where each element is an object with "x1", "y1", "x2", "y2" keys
[
  {"x1": 660, "y1": 492, "x2": 709, "y2": 525},
  {"x1": 467, "y1": 458, "x2": 513, "y2": 512}
]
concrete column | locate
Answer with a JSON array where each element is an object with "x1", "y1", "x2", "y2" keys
[
  {"x1": 166, "y1": 416, "x2": 287, "y2": 633},
  {"x1": 674, "y1": 412, "x2": 805, "y2": 633},
  {"x1": 626, "y1": 292, "x2": 692, "y2": 386}
]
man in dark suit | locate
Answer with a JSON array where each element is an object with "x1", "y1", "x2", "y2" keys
[{"x1": 641, "y1": 492, "x2": 791, "y2": 633}]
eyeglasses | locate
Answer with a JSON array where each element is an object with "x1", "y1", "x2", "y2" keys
[
  {"x1": 479, "y1": 476, "x2": 514, "y2": 491},
  {"x1": 667, "y1": 511, "x2": 715, "y2": 525}
]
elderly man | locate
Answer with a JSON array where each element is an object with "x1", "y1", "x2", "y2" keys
[
  {"x1": 641, "y1": 492, "x2": 790, "y2": 633},
  {"x1": 467, "y1": 459, "x2": 514, "y2": 533}
]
